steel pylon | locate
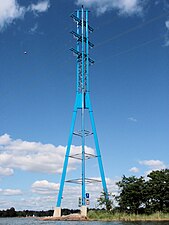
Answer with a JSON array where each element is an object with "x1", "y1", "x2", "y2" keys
[{"x1": 55, "y1": 6, "x2": 108, "y2": 210}]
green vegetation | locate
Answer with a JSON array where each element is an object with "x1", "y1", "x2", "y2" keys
[
  {"x1": 97, "y1": 191, "x2": 113, "y2": 211},
  {"x1": 116, "y1": 169, "x2": 169, "y2": 214},
  {"x1": 88, "y1": 210, "x2": 169, "y2": 221},
  {"x1": 89, "y1": 169, "x2": 169, "y2": 221}
]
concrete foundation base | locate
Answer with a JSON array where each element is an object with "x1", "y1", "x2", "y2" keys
[
  {"x1": 53, "y1": 207, "x2": 61, "y2": 217},
  {"x1": 80, "y1": 205, "x2": 87, "y2": 217}
]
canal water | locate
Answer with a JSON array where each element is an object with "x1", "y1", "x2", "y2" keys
[{"x1": 0, "y1": 218, "x2": 168, "y2": 225}]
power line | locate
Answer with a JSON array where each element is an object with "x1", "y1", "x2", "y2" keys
[
  {"x1": 97, "y1": 36, "x2": 163, "y2": 64},
  {"x1": 95, "y1": 11, "x2": 169, "y2": 48}
]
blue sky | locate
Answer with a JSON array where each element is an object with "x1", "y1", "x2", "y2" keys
[{"x1": 0, "y1": 0, "x2": 169, "y2": 210}]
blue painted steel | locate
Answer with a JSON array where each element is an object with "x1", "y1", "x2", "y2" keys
[
  {"x1": 70, "y1": 31, "x2": 94, "y2": 48},
  {"x1": 87, "y1": 95, "x2": 108, "y2": 198},
  {"x1": 56, "y1": 6, "x2": 109, "y2": 208},
  {"x1": 76, "y1": 10, "x2": 79, "y2": 93},
  {"x1": 86, "y1": 10, "x2": 89, "y2": 92},
  {"x1": 70, "y1": 48, "x2": 94, "y2": 65},
  {"x1": 70, "y1": 13, "x2": 94, "y2": 32},
  {"x1": 81, "y1": 6, "x2": 86, "y2": 206},
  {"x1": 81, "y1": 7, "x2": 84, "y2": 93},
  {"x1": 56, "y1": 108, "x2": 77, "y2": 207}
]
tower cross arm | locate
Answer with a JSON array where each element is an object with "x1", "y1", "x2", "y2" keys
[
  {"x1": 70, "y1": 48, "x2": 94, "y2": 64},
  {"x1": 70, "y1": 13, "x2": 94, "y2": 32},
  {"x1": 70, "y1": 31, "x2": 94, "y2": 48}
]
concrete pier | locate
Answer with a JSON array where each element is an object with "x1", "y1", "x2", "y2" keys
[
  {"x1": 81, "y1": 205, "x2": 87, "y2": 217},
  {"x1": 53, "y1": 207, "x2": 61, "y2": 217}
]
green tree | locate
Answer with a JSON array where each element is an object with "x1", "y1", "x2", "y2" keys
[
  {"x1": 116, "y1": 176, "x2": 145, "y2": 214},
  {"x1": 97, "y1": 191, "x2": 113, "y2": 211},
  {"x1": 6, "y1": 207, "x2": 17, "y2": 217},
  {"x1": 145, "y1": 169, "x2": 169, "y2": 213}
]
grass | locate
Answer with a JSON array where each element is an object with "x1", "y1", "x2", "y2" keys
[{"x1": 87, "y1": 210, "x2": 169, "y2": 221}]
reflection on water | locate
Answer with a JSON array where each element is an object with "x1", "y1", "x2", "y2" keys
[{"x1": 0, "y1": 218, "x2": 168, "y2": 225}]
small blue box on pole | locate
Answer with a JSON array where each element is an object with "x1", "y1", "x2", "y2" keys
[{"x1": 86, "y1": 193, "x2": 89, "y2": 198}]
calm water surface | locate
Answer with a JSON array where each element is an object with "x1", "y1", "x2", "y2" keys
[{"x1": 0, "y1": 218, "x2": 168, "y2": 225}]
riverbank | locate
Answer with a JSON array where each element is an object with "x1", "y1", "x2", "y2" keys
[
  {"x1": 40, "y1": 214, "x2": 87, "y2": 221},
  {"x1": 40, "y1": 211, "x2": 169, "y2": 222}
]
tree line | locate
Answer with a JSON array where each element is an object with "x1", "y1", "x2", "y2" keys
[
  {"x1": 98, "y1": 169, "x2": 169, "y2": 214},
  {"x1": 0, "y1": 207, "x2": 80, "y2": 217}
]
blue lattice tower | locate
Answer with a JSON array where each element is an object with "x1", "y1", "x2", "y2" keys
[{"x1": 53, "y1": 6, "x2": 108, "y2": 217}]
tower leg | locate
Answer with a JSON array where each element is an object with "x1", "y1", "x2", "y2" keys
[
  {"x1": 81, "y1": 92, "x2": 86, "y2": 206},
  {"x1": 54, "y1": 109, "x2": 77, "y2": 215},
  {"x1": 87, "y1": 97, "x2": 108, "y2": 197}
]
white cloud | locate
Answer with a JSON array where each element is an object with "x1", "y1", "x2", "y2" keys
[
  {"x1": 0, "y1": 196, "x2": 52, "y2": 210},
  {"x1": 139, "y1": 159, "x2": 166, "y2": 170},
  {"x1": 166, "y1": 20, "x2": 169, "y2": 30},
  {"x1": 76, "y1": 0, "x2": 144, "y2": 15},
  {"x1": 30, "y1": 0, "x2": 50, "y2": 13},
  {"x1": 0, "y1": 0, "x2": 25, "y2": 31},
  {"x1": 0, "y1": 188, "x2": 22, "y2": 196},
  {"x1": 0, "y1": 0, "x2": 50, "y2": 32},
  {"x1": 129, "y1": 167, "x2": 139, "y2": 173},
  {"x1": 0, "y1": 177, "x2": 118, "y2": 210},
  {"x1": 0, "y1": 167, "x2": 14, "y2": 176},
  {"x1": 128, "y1": 117, "x2": 137, "y2": 122},
  {"x1": 164, "y1": 20, "x2": 169, "y2": 46},
  {"x1": 0, "y1": 134, "x2": 12, "y2": 145},
  {"x1": 30, "y1": 177, "x2": 118, "y2": 209},
  {"x1": 32, "y1": 180, "x2": 59, "y2": 195},
  {"x1": 0, "y1": 134, "x2": 94, "y2": 175}
]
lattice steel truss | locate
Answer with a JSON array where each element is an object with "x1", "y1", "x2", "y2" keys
[{"x1": 55, "y1": 6, "x2": 108, "y2": 208}]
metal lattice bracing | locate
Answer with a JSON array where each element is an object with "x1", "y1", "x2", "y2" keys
[{"x1": 55, "y1": 6, "x2": 108, "y2": 208}]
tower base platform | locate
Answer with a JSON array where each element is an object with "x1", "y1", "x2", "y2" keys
[{"x1": 52, "y1": 206, "x2": 87, "y2": 219}]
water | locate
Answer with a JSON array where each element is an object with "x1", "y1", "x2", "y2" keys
[{"x1": 0, "y1": 218, "x2": 168, "y2": 225}]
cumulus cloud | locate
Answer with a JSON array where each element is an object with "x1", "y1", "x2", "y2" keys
[
  {"x1": 31, "y1": 177, "x2": 118, "y2": 208},
  {"x1": 0, "y1": 0, "x2": 25, "y2": 31},
  {"x1": 29, "y1": 0, "x2": 50, "y2": 14},
  {"x1": 129, "y1": 167, "x2": 139, "y2": 173},
  {"x1": 0, "y1": 176, "x2": 118, "y2": 210},
  {"x1": 139, "y1": 159, "x2": 166, "y2": 171},
  {"x1": 0, "y1": 188, "x2": 22, "y2": 196},
  {"x1": 0, "y1": 133, "x2": 12, "y2": 145},
  {"x1": 0, "y1": 134, "x2": 117, "y2": 209},
  {"x1": 0, "y1": 196, "x2": 44, "y2": 210},
  {"x1": 32, "y1": 180, "x2": 59, "y2": 195},
  {"x1": 0, "y1": 134, "x2": 94, "y2": 175},
  {"x1": 0, "y1": 195, "x2": 55, "y2": 210},
  {"x1": 76, "y1": 0, "x2": 144, "y2": 15},
  {"x1": 0, "y1": 0, "x2": 50, "y2": 32},
  {"x1": 0, "y1": 167, "x2": 14, "y2": 176}
]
